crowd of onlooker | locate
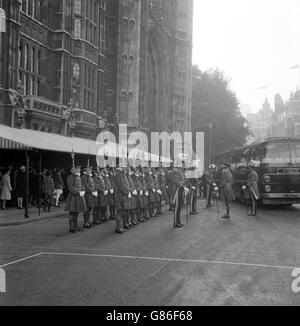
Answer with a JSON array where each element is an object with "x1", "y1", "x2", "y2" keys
[{"x1": 0, "y1": 165, "x2": 69, "y2": 212}]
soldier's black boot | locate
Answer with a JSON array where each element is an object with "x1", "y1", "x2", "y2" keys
[
  {"x1": 123, "y1": 211, "x2": 130, "y2": 229},
  {"x1": 84, "y1": 211, "x2": 90, "y2": 228},
  {"x1": 74, "y1": 214, "x2": 81, "y2": 231}
]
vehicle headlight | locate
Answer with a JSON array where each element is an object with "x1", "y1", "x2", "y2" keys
[
  {"x1": 264, "y1": 175, "x2": 271, "y2": 183},
  {"x1": 265, "y1": 185, "x2": 271, "y2": 193}
]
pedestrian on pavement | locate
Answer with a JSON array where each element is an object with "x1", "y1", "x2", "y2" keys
[
  {"x1": 65, "y1": 167, "x2": 87, "y2": 233},
  {"x1": 0, "y1": 169, "x2": 12, "y2": 210},
  {"x1": 42, "y1": 170, "x2": 55, "y2": 212},
  {"x1": 220, "y1": 163, "x2": 235, "y2": 219},
  {"x1": 15, "y1": 165, "x2": 27, "y2": 209},
  {"x1": 53, "y1": 169, "x2": 64, "y2": 207},
  {"x1": 247, "y1": 161, "x2": 259, "y2": 216}
]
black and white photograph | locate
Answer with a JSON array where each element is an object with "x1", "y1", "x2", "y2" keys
[{"x1": 0, "y1": 0, "x2": 300, "y2": 309}]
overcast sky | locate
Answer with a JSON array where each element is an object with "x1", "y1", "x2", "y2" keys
[{"x1": 193, "y1": 0, "x2": 300, "y2": 114}]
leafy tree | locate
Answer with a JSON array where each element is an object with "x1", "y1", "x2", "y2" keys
[{"x1": 192, "y1": 66, "x2": 251, "y2": 166}]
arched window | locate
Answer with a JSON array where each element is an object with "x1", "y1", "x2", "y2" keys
[
  {"x1": 37, "y1": 50, "x2": 41, "y2": 75},
  {"x1": 24, "y1": 44, "x2": 29, "y2": 70},
  {"x1": 18, "y1": 41, "x2": 23, "y2": 68},
  {"x1": 32, "y1": 0, "x2": 35, "y2": 17},
  {"x1": 73, "y1": 63, "x2": 80, "y2": 80},
  {"x1": 21, "y1": 0, "x2": 28, "y2": 13},
  {"x1": 28, "y1": 0, "x2": 33, "y2": 16},
  {"x1": 74, "y1": 18, "x2": 81, "y2": 38},
  {"x1": 31, "y1": 47, "x2": 35, "y2": 72}
]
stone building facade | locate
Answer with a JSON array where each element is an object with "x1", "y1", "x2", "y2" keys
[{"x1": 0, "y1": 0, "x2": 193, "y2": 141}]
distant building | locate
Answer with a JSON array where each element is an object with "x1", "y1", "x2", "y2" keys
[
  {"x1": 247, "y1": 98, "x2": 273, "y2": 143},
  {"x1": 268, "y1": 92, "x2": 300, "y2": 139}
]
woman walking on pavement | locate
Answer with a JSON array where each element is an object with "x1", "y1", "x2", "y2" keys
[
  {"x1": 0, "y1": 170, "x2": 12, "y2": 210},
  {"x1": 42, "y1": 170, "x2": 55, "y2": 212}
]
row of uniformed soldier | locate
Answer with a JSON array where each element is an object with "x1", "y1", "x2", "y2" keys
[{"x1": 64, "y1": 164, "x2": 199, "y2": 234}]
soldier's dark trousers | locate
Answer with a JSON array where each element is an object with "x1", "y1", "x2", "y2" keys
[
  {"x1": 206, "y1": 183, "x2": 213, "y2": 207},
  {"x1": 84, "y1": 207, "x2": 92, "y2": 226},
  {"x1": 69, "y1": 212, "x2": 79, "y2": 232},
  {"x1": 250, "y1": 192, "x2": 257, "y2": 215},
  {"x1": 109, "y1": 205, "x2": 115, "y2": 219},
  {"x1": 69, "y1": 214, "x2": 75, "y2": 233},
  {"x1": 142, "y1": 205, "x2": 148, "y2": 220},
  {"x1": 175, "y1": 188, "x2": 184, "y2": 225},
  {"x1": 93, "y1": 207, "x2": 100, "y2": 224},
  {"x1": 136, "y1": 208, "x2": 143, "y2": 222},
  {"x1": 156, "y1": 201, "x2": 162, "y2": 215},
  {"x1": 131, "y1": 209, "x2": 138, "y2": 224},
  {"x1": 224, "y1": 198, "x2": 230, "y2": 217},
  {"x1": 191, "y1": 190, "x2": 197, "y2": 214},
  {"x1": 116, "y1": 209, "x2": 123, "y2": 231},
  {"x1": 100, "y1": 207, "x2": 107, "y2": 223},
  {"x1": 123, "y1": 210, "x2": 129, "y2": 228}
]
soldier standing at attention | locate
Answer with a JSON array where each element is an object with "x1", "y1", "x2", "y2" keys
[
  {"x1": 82, "y1": 167, "x2": 95, "y2": 229},
  {"x1": 159, "y1": 167, "x2": 168, "y2": 207},
  {"x1": 114, "y1": 164, "x2": 131, "y2": 234},
  {"x1": 140, "y1": 167, "x2": 150, "y2": 221},
  {"x1": 145, "y1": 167, "x2": 156, "y2": 217},
  {"x1": 98, "y1": 169, "x2": 108, "y2": 224},
  {"x1": 65, "y1": 167, "x2": 87, "y2": 233},
  {"x1": 171, "y1": 165, "x2": 186, "y2": 228},
  {"x1": 132, "y1": 167, "x2": 144, "y2": 223},
  {"x1": 166, "y1": 165, "x2": 175, "y2": 211},
  {"x1": 108, "y1": 167, "x2": 116, "y2": 220},
  {"x1": 104, "y1": 168, "x2": 114, "y2": 221},
  {"x1": 247, "y1": 161, "x2": 259, "y2": 216},
  {"x1": 187, "y1": 168, "x2": 198, "y2": 215},
  {"x1": 92, "y1": 169, "x2": 101, "y2": 225},
  {"x1": 220, "y1": 163, "x2": 235, "y2": 219},
  {"x1": 153, "y1": 168, "x2": 163, "y2": 215},
  {"x1": 127, "y1": 167, "x2": 138, "y2": 227}
]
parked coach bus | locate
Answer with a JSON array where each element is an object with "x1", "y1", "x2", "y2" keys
[{"x1": 214, "y1": 138, "x2": 300, "y2": 206}]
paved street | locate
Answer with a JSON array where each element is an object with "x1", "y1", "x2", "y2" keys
[{"x1": 1, "y1": 201, "x2": 300, "y2": 306}]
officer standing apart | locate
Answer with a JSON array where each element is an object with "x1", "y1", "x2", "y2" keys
[
  {"x1": 171, "y1": 165, "x2": 187, "y2": 228},
  {"x1": 246, "y1": 161, "x2": 259, "y2": 216},
  {"x1": 205, "y1": 165, "x2": 215, "y2": 208},
  {"x1": 220, "y1": 163, "x2": 235, "y2": 219}
]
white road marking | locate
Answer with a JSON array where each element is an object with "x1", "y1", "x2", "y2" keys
[
  {"x1": 43, "y1": 252, "x2": 298, "y2": 271},
  {"x1": 0, "y1": 252, "x2": 45, "y2": 269}
]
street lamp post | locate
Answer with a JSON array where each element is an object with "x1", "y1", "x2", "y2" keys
[{"x1": 208, "y1": 122, "x2": 214, "y2": 164}]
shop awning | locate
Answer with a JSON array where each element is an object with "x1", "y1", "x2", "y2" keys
[
  {"x1": 0, "y1": 125, "x2": 172, "y2": 163},
  {"x1": 0, "y1": 124, "x2": 99, "y2": 155}
]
